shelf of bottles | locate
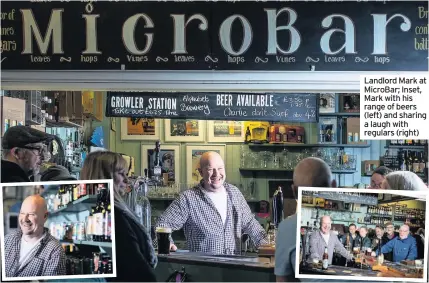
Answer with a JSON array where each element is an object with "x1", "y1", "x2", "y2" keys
[
  {"x1": 48, "y1": 183, "x2": 112, "y2": 247},
  {"x1": 63, "y1": 245, "x2": 113, "y2": 275},
  {"x1": 383, "y1": 140, "x2": 428, "y2": 181},
  {"x1": 47, "y1": 183, "x2": 103, "y2": 214}
]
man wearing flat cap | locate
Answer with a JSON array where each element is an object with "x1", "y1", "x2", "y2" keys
[{"x1": 1, "y1": 126, "x2": 54, "y2": 183}]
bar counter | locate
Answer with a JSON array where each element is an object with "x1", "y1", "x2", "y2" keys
[
  {"x1": 301, "y1": 259, "x2": 424, "y2": 279},
  {"x1": 154, "y1": 250, "x2": 275, "y2": 282}
]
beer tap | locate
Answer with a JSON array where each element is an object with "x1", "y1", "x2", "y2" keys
[{"x1": 124, "y1": 141, "x2": 164, "y2": 235}]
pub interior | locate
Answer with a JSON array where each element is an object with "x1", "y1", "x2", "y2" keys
[
  {"x1": 1, "y1": 91, "x2": 428, "y2": 281},
  {"x1": 299, "y1": 190, "x2": 426, "y2": 279}
]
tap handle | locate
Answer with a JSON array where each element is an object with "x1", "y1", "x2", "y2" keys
[
  {"x1": 144, "y1": 168, "x2": 148, "y2": 177},
  {"x1": 155, "y1": 140, "x2": 160, "y2": 152}
]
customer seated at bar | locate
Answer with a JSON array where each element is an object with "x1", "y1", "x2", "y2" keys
[
  {"x1": 341, "y1": 223, "x2": 359, "y2": 249},
  {"x1": 372, "y1": 224, "x2": 418, "y2": 262},
  {"x1": 355, "y1": 226, "x2": 371, "y2": 250},
  {"x1": 308, "y1": 215, "x2": 353, "y2": 265},
  {"x1": 156, "y1": 151, "x2": 268, "y2": 254},
  {"x1": 371, "y1": 225, "x2": 389, "y2": 251}
]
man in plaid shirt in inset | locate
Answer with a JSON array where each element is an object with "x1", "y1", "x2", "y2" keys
[
  {"x1": 4, "y1": 195, "x2": 66, "y2": 278},
  {"x1": 156, "y1": 151, "x2": 268, "y2": 254}
]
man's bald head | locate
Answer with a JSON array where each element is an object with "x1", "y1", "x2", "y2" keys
[
  {"x1": 22, "y1": 194, "x2": 48, "y2": 213},
  {"x1": 293, "y1": 157, "x2": 335, "y2": 188},
  {"x1": 198, "y1": 151, "x2": 226, "y2": 192},
  {"x1": 19, "y1": 194, "x2": 48, "y2": 238},
  {"x1": 199, "y1": 151, "x2": 224, "y2": 169}
]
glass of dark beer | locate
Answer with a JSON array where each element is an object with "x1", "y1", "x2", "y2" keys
[{"x1": 156, "y1": 227, "x2": 172, "y2": 254}]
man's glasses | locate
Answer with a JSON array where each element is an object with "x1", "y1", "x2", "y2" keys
[{"x1": 21, "y1": 145, "x2": 51, "y2": 160}]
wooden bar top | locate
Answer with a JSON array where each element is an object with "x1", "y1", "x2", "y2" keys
[
  {"x1": 300, "y1": 259, "x2": 424, "y2": 279},
  {"x1": 156, "y1": 250, "x2": 274, "y2": 271}
]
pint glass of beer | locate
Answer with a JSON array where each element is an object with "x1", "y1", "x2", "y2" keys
[{"x1": 156, "y1": 227, "x2": 172, "y2": 254}]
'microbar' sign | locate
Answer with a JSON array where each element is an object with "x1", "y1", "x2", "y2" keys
[{"x1": 1, "y1": 1, "x2": 427, "y2": 71}]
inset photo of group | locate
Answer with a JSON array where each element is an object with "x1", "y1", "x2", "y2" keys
[
  {"x1": 0, "y1": 180, "x2": 116, "y2": 281},
  {"x1": 296, "y1": 187, "x2": 428, "y2": 282}
]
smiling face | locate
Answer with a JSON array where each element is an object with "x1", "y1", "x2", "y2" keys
[
  {"x1": 19, "y1": 196, "x2": 48, "y2": 238},
  {"x1": 198, "y1": 152, "x2": 226, "y2": 192},
  {"x1": 375, "y1": 227, "x2": 384, "y2": 238},
  {"x1": 349, "y1": 225, "x2": 357, "y2": 235},
  {"x1": 320, "y1": 216, "x2": 332, "y2": 235},
  {"x1": 399, "y1": 225, "x2": 410, "y2": 240},
  {"x1": 386, "y1": 224, "x2": 395, "y2": 236},
  {"x1": 359, "y1": 227, "x2": 368, "y2": 238}
]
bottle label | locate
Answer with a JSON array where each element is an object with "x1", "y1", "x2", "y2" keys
[
  {"x1": 322, "y1": 259, "x2": 328, "y2": 269},
  {"x1": 154, "y1": 165, "x2": 162, "y2": 176},
  {"x1": 94, "y1": 213, "x2": 104, "y2": 236}
]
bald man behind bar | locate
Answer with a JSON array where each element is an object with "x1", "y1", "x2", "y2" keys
[
  {"x1": 4, "y1": 195, "x2": 66, "y2": 278},
  {"x1": 156, "y1": 151, "x2": 268, "y2": 254}
]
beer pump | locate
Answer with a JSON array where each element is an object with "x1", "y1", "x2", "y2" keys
[{"x1": 125, "y1": 141, "x2": 163, "y2": 235}]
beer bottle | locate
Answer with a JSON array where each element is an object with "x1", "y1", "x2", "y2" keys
[{"x1": 322, "y1": 246, "x2": 329, "y2": 270}]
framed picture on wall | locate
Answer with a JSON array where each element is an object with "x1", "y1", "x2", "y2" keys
[
  {"x1": 186, "y1": 145, "x2": 226, "y2": 187},
  {"x1": 207, "y1": 120, "x2": 245, "y2": 143},
  {"x1": 141, "y1": 144, "x2": 181, "y2": 186},
  {"x1": 164, "y1": 119, "x2": 205, "y2": 142},
  {"x1": 121, "y1": 118, "x2": 161, "y2": 140}
]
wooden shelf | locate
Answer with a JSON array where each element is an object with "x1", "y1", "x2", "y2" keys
[
  {"x1": 239, "y1": 168, "x2": 357, "y2": 174},
  {"x1": 61, "y1": 240, "x2": 112, "y2": 248},
  {"x1": 385, "y1": 145, "x2": 426, "y2": 150},
  {"x1": 49, "y1": 195, "x2": 97, "y2": 215},
  {"x1": 248, "y1": 143, "x2": 370, "y2": 148}
]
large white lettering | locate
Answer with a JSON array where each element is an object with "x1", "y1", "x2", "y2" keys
[
  {"x1": 21, "y1": 9, "x2": 64, "y2": 55},
  {"x1": 265, "y1": 8, "x2": 300, "y2": 55},
  {"x1": 122, "y1": 14, "x2": 154, "y2": 55},
  {"x1": 171, "y1": 14, "x2": 208, "y2": 54},
  {"x1": 320, "y1": 14, "x2": 356, "y2": 55},
  {"x1": 82, "y1": 14, "x2": 101, "y2": 54},
  {"x1": 371, "y1": 14, "x2": 411, "y2": 55},
  {"x1": 219, "y1": 15, "x2": 252, "y2": 56}
]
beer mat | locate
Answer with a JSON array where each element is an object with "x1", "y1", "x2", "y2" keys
[
  {"x1": 325, "y1": 270, "x2": 336, "y2": 273},
  {"x1": 342, "y1": 270, "x2": 353, "y2": 274}
]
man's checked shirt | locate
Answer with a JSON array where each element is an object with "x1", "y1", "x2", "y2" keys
[
  {"x1": 4, "y1": 227, "x2": 66, "y2": 278},
  {"x1": 156, "y1": 181, "x2": 268, "y2": 254}
]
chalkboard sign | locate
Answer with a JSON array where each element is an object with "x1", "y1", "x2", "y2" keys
[
  {"x1": 105, "y1": 92, "x2": 319, "y2": 123},
  {"x1": 1, "y1": 1, "x2": 427, "y2": 71},
  {"x1": 314, "y1": 191, "x2": 378, "y2": 206}
]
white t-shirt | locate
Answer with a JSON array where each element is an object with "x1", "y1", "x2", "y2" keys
[
  {"x1": 204, "y1": 189, "x2": 228, "y2": 225},
  {"x1": 19, "y1": 235, "x2": 45, "y2": 268},
  {"x1": 321, "y1": 232, "x2": 330, "y2": 245}
]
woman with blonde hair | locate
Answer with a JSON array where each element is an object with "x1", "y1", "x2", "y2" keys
[
  {"x1": 81, "y1": 151, "x2": 157, "y2": 282},
  {"x1": 381, "y1": 171, "x2": 428, "y2": 191}
]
